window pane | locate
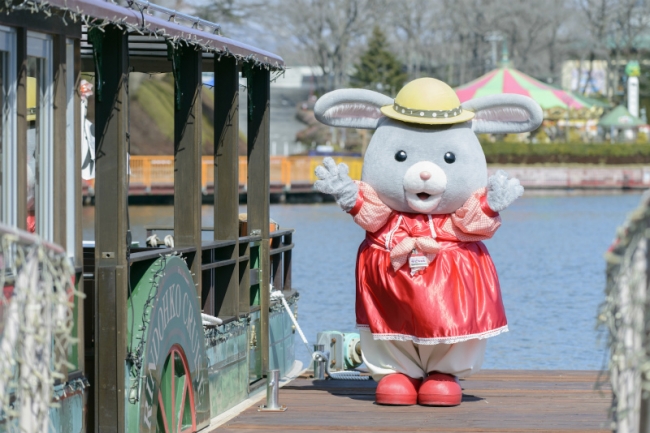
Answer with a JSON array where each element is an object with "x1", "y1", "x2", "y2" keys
[
  {"x1": 26, "y1": 32, "x2": 53, "y2": 240},
  {"x1": 26, "y1": 57, "x2": 39, "y2": 233}
]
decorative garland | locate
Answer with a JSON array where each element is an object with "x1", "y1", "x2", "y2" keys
[
  {"x1": 1, "y1": 0, "x2": 286, "y2": 73},
  {"x1": 0, "y1": 228, "x2": 83, "y2": 432},
  {"x1": 598, "y1": 190, "x2": 650, "y2": 431},
  {"x1": 203, "y1": 292, "x2": 300, "y2": 348},
  {"x1": 204, "y1": 317, "x2": 248, "y2": 348},
  {"x1": 126, "y1": 254, "x2": 168, "y2": 405},
  {"x1": 52, "y1": 377, "x2": 91, "y2": 401}
]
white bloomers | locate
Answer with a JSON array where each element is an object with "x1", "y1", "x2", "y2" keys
[{"x1": 359, "y1": 329, "x2": 487, "y2": 381}]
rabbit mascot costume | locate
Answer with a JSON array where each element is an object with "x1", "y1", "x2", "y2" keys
[{"x1": 313, "y1": 78, "x2": 542, "y2": 407}]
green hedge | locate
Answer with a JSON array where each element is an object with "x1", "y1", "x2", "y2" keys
[{"x1": 481, "y1": 142, "x2": 650, "y2": 164}]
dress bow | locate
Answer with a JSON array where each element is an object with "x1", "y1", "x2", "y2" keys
[{"x1": 389, "y1": 236, "x2": 440, "y2": 272}]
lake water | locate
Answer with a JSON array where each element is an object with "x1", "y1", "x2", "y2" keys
[{"x1": 82, "y1": 191, "x2": 644, "y2": 371}]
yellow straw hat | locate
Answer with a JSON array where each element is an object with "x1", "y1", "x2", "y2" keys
[{"x1": 380, "y1": 77, "x2": 475, "y2": 125}]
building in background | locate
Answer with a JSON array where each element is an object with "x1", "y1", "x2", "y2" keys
[{"x1": 561, "y1": 60, "x2": 608, "y2": 97}]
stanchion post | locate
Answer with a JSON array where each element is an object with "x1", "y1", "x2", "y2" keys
[
  {"x1": 258, "y1": 369, "x2": 287, "y2": 412},
  {"x1": 313, "y1": 344, "x2": 326, "y2": 380}
]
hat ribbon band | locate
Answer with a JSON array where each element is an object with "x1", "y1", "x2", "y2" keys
[{"x1": 392, "y1": 102, "x2": 463, "y2": 119}]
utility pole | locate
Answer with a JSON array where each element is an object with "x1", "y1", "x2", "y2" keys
[{"x1": 485, "y1": 32, "x2": 503, "y2": 70}]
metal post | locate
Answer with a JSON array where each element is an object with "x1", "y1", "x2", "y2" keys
[
  {"x1": 313, "y1": 344, "x2": 326, "y2": 380},
  {"x1": 258, "y1": 369, "x2": 287, "y2": 412},
  {"x1": 266, "y1": 370, "x2": 280, "y2": 409}
]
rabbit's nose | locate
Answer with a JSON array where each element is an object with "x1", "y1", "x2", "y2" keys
[{"x1": 420, "y1": 171, "x2": 432, "y2": 180}]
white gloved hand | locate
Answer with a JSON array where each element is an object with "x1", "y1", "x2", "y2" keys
[
  {"x1": 487, "y1": 170, "x2": 524, "y2": 213},
  {"x1": 314, "y1": 157, "x2": 359, "y2": 211}
]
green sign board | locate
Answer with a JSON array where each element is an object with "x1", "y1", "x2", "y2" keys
[{"x1": 127, "y1": 256, "x2": 210, "y2": 433}]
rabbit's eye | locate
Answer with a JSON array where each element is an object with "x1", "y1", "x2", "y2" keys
[
  {"x1": 395, "y1": 150, "x2": 407, "y2": 162},
  {"x1": 444, "y1": 152, "x2": 456, "y2": 164}
]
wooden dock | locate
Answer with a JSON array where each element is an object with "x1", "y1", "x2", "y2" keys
[{"x1": 216, "y1": 370, "x2": 612, "y2": 433}]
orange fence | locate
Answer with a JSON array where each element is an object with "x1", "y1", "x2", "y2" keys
[
  {"x1": 87, "y1": 157, "x2": 650, "y2": 194},
  {"x1": 124, "y1": 155, "x2": 364, "y2": 192}
]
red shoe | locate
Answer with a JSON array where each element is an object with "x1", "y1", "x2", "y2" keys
[
  {"x1": 375, "y1": 373, "x2": 422, "y2": 406},
  {"x1": 418, "y1": 372, "x2": 462, "y2": 406}
]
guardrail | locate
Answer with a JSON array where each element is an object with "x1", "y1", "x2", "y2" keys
[
  {"x1": 133, "y1": 227, "x2": 295, "y2": 317},
  {"x1": 120, "y1": 155, "x2": 364, "y2": 193}
]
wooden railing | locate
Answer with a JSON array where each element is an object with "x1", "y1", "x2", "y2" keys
[
  {"x1": 122, "y1": 155, "x2": 364, "y2": 191},
  {"x1": 270, "y1": 229, "x2": 293, "y2": 292},
  {"x1": 133, "y1": 227, "x2": 295, "y2": 320}
]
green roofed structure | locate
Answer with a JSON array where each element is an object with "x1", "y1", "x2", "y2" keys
[
  {"x1": 599, "y1": 105, "x2": 645, "y2": 143},
  {"x1": 598, "y1": 105, "x2": 645, "y2": 128}
]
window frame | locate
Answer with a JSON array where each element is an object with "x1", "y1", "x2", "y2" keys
[
  {"x1": 0, "y1": 25, "x2": 16, "y2": 227},
  {"x1": 65, "y1": 37, "x2": 75, "y2": 260}
]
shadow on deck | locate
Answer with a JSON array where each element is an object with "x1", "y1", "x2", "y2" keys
[{"x1": 216, "y1": 370, "x2": 611, "y2": 432}]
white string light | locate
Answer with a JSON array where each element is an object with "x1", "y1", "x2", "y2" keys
[{"x1": 3, "y1": 0, "x2": 285, "y2": 72}]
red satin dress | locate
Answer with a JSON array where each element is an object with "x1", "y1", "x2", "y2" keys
[{"x1": 349, "y1": 181, "x2": 508, "y2": 344}]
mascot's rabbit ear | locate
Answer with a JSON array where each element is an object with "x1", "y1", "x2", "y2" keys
[
  {"x1": 461, "y1": 94, "x2": 543, "y2": 135},
  {"x1": 314, "y1": 89, "x2": 393, "y2": 130}
]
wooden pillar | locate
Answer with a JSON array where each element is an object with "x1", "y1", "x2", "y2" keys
[
  {"x1": 52, "y1": 35, "x2": 67, "y2": 249},
  {"x1": 172, "y1": 43, "x2": 202, "y2": 298},
  {"x1": 246, "y1": 66, "x2": 271, "y2": 374},
  {"x1": 16, "y1": 28, "x2": 27, "y2": 231},
  {"x1": 92, "y1": 25, "x2": 129, "y2": 433},
  {"x1": 48, "y1": 34, "x2": 69, "y2": 380},
  {"x1": 213, "y1": 56, "x2": 240, "y2": 316}
]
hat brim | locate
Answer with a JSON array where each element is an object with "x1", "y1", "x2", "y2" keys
[{"x1": 380, "y1": 105, "x2": 475, "y2": 125}]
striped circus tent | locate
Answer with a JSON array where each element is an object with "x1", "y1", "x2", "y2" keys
[{"x1": 456, "y1": 67, "x2": 590, "y2": 110}]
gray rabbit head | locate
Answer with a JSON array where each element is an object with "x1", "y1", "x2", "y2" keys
[{"x1": 314, "y1": 88, "x2": 542, "y2": 214}]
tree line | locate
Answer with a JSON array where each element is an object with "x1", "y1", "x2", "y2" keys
[{"x1": 161, "y1": 0, "x2": 650, "y2": 100}]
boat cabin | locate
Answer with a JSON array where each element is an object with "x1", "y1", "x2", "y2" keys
[{"x1": 0, "y1": 1, "x2": 297, "y2": 432}]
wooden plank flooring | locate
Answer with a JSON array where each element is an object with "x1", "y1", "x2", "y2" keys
[{"x1": 216, "y1": 370, "x2": 612, "y2": 433}]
